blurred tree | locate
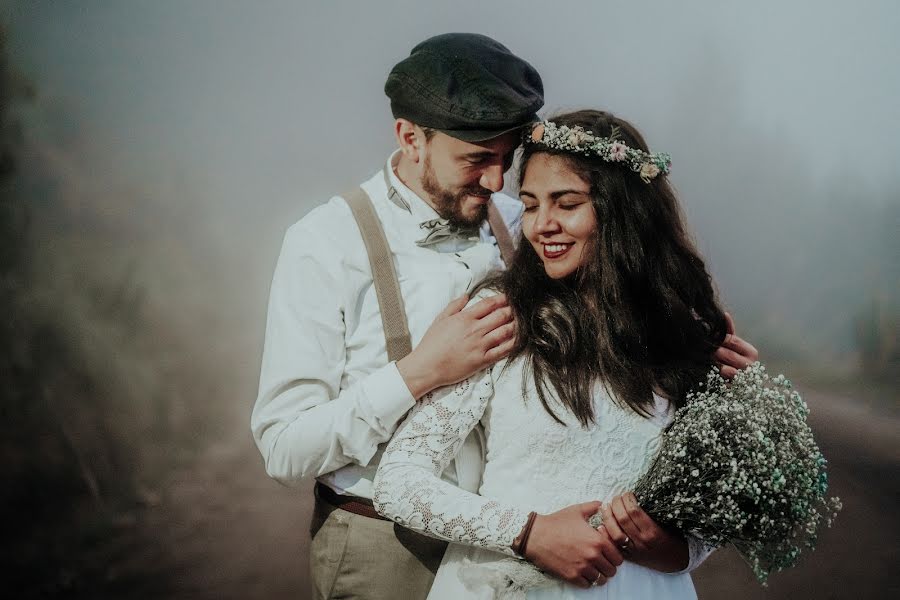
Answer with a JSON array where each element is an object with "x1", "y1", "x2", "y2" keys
[{"x1": 0, "y1": 22, "x2": 33, "y2": 280}]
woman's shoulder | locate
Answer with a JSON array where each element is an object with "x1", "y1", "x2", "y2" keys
[{"x1": 464, "y1": 285, "x2": 503, "y2": 308}]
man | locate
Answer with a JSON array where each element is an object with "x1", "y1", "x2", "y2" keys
[{"x1": 252, "y1": 33, "x2": 757, "y2": 600}]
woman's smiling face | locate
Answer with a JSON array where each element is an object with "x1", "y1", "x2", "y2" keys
[{"x1": 520, "y1": 153, "x2": 598, "y2": 280}]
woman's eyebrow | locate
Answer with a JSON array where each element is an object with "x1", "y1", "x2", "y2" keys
[
  {"x1": 549, "y1": 189, "x2": 590, "y2": 199},
  {"x1": 519, "y1": 188, "x2": 589, "y2": 200}
]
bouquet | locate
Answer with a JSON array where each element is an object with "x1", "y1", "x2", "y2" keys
[{"x1": 462, "y1": 363, "x2": 841, "y2": 598}]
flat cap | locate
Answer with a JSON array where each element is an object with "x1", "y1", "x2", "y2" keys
[{"x1": 385, "y1": 33, "x2": 544, "y2": 142}]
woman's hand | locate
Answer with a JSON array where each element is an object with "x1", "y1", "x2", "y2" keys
[
  {"x1": 601, "y1": 493, "x2": 689, "y2": 573},
  {"x1": 524, "y1": 502, "x2": 624, "y2": 588}
]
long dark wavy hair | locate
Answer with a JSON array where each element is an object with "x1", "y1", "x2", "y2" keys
[{"x1": 484, "y1": 110, "x2": 727, "y2": 426}]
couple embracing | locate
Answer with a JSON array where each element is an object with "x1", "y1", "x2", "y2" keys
[{"x1": 252, "y1": 33, "x2": 758, "y2": 599}]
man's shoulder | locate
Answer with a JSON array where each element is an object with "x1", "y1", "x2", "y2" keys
[
  {"x1": 281, "y1": 194, "x2": 363, "y2": 260},
  {"x1": 287, "y1": 169, "x2": 385, "y2": 238},
  {"x1": 286, "y1": 196, "x2": 353, "y2": 238}
]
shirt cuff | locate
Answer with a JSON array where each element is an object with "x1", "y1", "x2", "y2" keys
[{"x1": 360, "y1": 362, "x2": 417, "y2": 431}]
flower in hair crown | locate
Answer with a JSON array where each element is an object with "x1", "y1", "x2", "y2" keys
[{"x1": 526, "y1": 120, "x2": 672, "y2": 183}]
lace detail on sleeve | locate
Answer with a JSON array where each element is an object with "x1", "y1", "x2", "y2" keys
[
  {"x1": 373, "y1": 368, "x2": 529, "y2": 556},
  {"x1": 676, "y1": 532, "x2": 717, "y2": 573}
]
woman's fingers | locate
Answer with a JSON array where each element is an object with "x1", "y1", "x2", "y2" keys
[{"x1": 609, "y1": 494, "x2": 644, "y2": 552}]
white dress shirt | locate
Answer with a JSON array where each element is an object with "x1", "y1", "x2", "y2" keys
[{"x1": 251, "y1": 151, "x2": 523, "y2": 499}]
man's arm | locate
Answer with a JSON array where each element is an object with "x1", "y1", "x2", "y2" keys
[
  {"x1": 251, "y1": 220, "x2": 405, "y2": 483},
  {"x1": 251, "y1": 218, "x2": 514, "y2": 485}
]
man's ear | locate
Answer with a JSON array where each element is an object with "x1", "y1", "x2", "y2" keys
[{"x1": 394, "y1": 119, "x2": 426, "y2": 163}]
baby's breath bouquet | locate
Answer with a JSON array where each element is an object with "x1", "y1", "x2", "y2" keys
[
  {"x1": 463, "y1": 363, "x2": 840, "y2": 598},
  {"x1": 630, "y1": 363, "x2": 841, "y2": 581}
]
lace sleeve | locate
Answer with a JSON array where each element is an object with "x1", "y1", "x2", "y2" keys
[
  {"x1": 676, "y1": 532, "x2": 717, "y2": 573},
  {"x1": 373, "y1": 368, "x2": 529, "y2": 556}
]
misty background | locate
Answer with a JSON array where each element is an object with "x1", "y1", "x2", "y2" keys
[{"x1": 2, "y1": 1, "x2": 897, "y2": 599}]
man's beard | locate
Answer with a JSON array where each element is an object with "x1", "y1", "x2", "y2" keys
[{"x1": 421, "y1": 156, "x2": 491, "y2": 228}]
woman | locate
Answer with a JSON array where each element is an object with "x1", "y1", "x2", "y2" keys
[{"x1": 374, "y1": 110, "x2": 730, "y2": 598}]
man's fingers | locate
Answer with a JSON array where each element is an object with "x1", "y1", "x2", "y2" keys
[
  {"x1": 483, "y1": 321, "x2": 516, "y2": 350},
  {"x1": 718, "y1": 364, "x2": 738, "y2": 379},
  {"x1": 461, "y1": 294, "x2": 508, "y2": 319},
  {"x1": 714, "y1": 347, "x2": 752, "y2": 370},
  {"x1": 439, "y1": 294, "x2": 470, "y2": 318},
  {"x1": 722, "y1": 334, "x2": 759, "y2": 361},
  {"x1": 724, "y1": 311, "x2": 736, "y2": 335},
  {"x1": 477, "y1": 305, "x2": 514, "y2": 333},
  {"x1": 484, "y1": 335, "x2": 516, "y2": 362}
]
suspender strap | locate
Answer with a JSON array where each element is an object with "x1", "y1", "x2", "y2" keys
[
  {"x1": 487, "y1": 200, "x2": 515, "y2": 267},
  {"x1": 343, "y1": 187, "x2": 413, "y2": 362}
]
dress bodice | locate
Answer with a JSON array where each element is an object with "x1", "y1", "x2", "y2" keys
[
  {"x1": 374, "y1": 356, "x2": 704, "y2": 599},
  {"x1": 480, "y1": 359, "x2": 671, "y2": 515}
]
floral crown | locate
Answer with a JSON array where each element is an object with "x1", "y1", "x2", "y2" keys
[{"x1": 526, "y1": 120, "x2": 672, "y2": 182}]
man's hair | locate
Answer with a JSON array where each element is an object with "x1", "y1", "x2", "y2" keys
[
  {"x1": 420, "y1": 126, "x2": 438, "y2": 142},
  {"x1": 483, "y1": 109, "x2": 727, "y2": 426}
]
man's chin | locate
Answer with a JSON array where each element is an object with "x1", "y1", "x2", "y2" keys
[{"x1": 459, "y1": 200, "x2": 489, "y2": 226}]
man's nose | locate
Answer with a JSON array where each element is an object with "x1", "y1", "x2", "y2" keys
[{"x1": 479, "y1": 164, "x2": 505, "y2": 192}]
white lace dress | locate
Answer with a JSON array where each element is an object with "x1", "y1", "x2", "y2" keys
[{"x1": 373, "y1": 357, "x2": 710, "y2": 600}]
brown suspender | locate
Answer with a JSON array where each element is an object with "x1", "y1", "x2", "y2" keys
[
  {"x1": 487, "y1": 200, "x2": 516, "y2": 267},
  {"x1": 343, "y1": 188, "x2": 515, "y2": 363},
  {"x1": 343, "y1": 187, "x2": 413, "y2": 362}
]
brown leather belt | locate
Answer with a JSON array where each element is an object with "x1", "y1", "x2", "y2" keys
[{"x1": 315, "y1": 482, "x2": 389, "y2": 521}]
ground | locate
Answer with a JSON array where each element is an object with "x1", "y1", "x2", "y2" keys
[{"x1": 25, "y1": 386, "x2": 900, "y2": 599}]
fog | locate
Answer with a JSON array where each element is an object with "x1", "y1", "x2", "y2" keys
[
  {"x1": 2, "y1": 1, "x2": 897, "y2": 598},
  {"x1": 8, "y1": 0, "x2": 898, "y2": 364}
]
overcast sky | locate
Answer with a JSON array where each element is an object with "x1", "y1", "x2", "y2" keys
[
  {"x1": 5, "y1": 0, "x2": 899, "y2": 358},
  {"x1": 8, "y1": 1, "x2": 899, "y2": 199}
]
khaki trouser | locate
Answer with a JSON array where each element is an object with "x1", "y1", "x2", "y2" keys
[{"x1": 309, "y1": 488, "x2": 448, "y2": 600}]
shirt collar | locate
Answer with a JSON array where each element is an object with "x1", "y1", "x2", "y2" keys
[{"x1": 385, "y1": 150, "x2": 442, "y2": 225}]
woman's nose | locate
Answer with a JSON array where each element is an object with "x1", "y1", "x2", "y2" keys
[{"x1": 533, "y1": 206, "x2": 559, "y2": 233}]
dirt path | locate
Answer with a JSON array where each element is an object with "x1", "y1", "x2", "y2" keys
[{"x1": 144, "y1": 387, "x2": 898, "y2": 599}]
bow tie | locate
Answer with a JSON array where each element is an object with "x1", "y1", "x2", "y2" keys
[{"x1": 416, "y1": 218, "x2": 480, "y2": 248}]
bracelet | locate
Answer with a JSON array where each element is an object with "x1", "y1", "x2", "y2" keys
[{"x1": 511, "y1": 511, "x2": 538, "y2": 557}]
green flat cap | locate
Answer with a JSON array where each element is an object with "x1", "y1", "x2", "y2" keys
[{"x1": 385, "y1": 33, "x2": 544, "y2": 142}]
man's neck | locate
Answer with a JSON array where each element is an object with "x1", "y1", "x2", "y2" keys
[{"x1": 394, "y1": 152, "x2": 439, "y2": 213}]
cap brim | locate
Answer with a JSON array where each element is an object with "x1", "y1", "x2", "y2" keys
[{"x1": 437, "y1": 119, "x2": 537, "y2": 143}]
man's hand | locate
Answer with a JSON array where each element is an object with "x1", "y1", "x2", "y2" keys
[
  {"x1": 397, "y1": 294, "x2": 515, "y2": 399},
  {"x1": 715, "y1": 312, "x2": 759, "y2": 379},
  {"x1": 524, "y1": 502, "x2": 623, "y2": 588},
  {"x1": 601, "y1": 493, "x2": 688, "y2": 573}
]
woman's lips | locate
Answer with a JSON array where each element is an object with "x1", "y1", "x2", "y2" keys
[{"x1": 542, "y1": 243, "x2": 574, "y2": 259}]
